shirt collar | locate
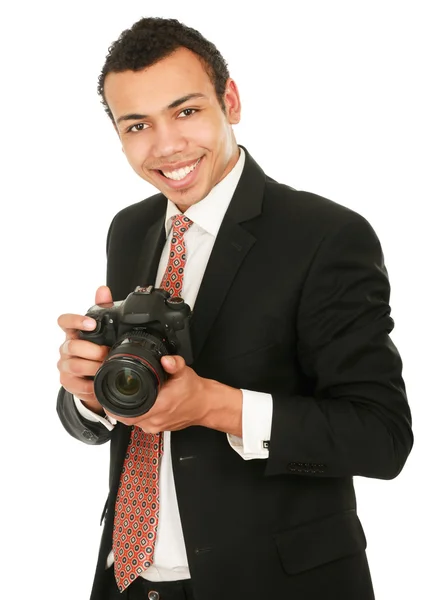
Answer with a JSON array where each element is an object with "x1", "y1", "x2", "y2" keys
[{"x1": 164, "y1": 146, "x2": 246, "y2": 236}]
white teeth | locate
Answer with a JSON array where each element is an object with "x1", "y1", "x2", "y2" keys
[{"x1": 162, "y1": 158, "x2": 201, "y2": 181}]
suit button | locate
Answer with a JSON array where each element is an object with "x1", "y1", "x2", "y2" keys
[
  {"x1": 148, "y1": 592, "x2": 159, "y2": 600},
  {"x1": 288, "y1": 462, "x2": 299, "y2": 472}
]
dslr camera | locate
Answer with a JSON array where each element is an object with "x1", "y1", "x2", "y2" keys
[{"x1": 78, "y1": 286, "x2": 193, "y2": 417}]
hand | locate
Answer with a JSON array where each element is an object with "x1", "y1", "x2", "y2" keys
[
  {"x1": 57, "y1": 285, "x2": 112, "y2": 414},
  {"x1": 108, "y1": 355, "x2": 243, "y2": 437},
  {"x1": 108, "y1": 355, "x2": 207, "y2": 432}
]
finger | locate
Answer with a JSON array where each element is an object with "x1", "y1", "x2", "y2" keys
[
  {"x1": 161, "y1": 355, "x2": 186, "y2": 374},
  {"x1": 60, "y1": 373, "x2": 95, "y2": 396},
  {"x1": 103, "y1": 409, "x2": 119, "y2": 422},
  {"x1": 108, "y1": 413, "x2": 136, "y2": 426},
  {"x1": 138, "y1": 422, "x2": 163, "y2": 434},
  {"x1": 57, "y1": 313, "x2": 98, "y2": 335},
  {"x1": 60, "y1": 339, "x2": 109, "y2": 361},
  {"x1": 95, "y1": 285, "x2": 113, "y2": 306},
  {"x1": 59, "y1": 357, "x2": 105, "y2": 377},
  {"x1": 114, "y1": 409, "x2": 162, "y2": 430}
]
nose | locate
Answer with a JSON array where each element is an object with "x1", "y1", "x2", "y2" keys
[{"x1": 151, "y1": 120, "x2": 187, "y2": 160}]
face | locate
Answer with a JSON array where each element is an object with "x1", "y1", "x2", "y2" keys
[{"x1": 104, "y1": 47, "x2": 242, "y2": 212}]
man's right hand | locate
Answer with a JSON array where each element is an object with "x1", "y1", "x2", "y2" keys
[{"x1": 57, "y1": 285, "x2": 113, "y2": 415}]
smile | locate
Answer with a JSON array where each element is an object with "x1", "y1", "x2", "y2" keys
[{"x1": 160, "y1": 158, "x2": 202, "y2": 181}]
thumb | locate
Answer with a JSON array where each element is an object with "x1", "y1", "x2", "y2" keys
[
  {"x1": 161, "y1": 355, "x2": 185, "y2": 374},
  {"x1": 95, "y1": 285, "x2": 113, "y2": 306}
]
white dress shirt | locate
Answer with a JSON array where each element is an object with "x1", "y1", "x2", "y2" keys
[{"x1": 74, "y1": 147, "x2": 273, "y2": 581}]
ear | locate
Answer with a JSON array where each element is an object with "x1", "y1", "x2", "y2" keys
[{"x1": 223, "y1": 78, "x2": 242, "y2": 125}]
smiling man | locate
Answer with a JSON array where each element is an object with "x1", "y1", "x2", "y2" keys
[{"x1": 57, "y1": 17, "x2": 413, "y2": 600}]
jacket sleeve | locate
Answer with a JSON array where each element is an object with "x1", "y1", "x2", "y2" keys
[
  {"x1": 56, "y1": 386, "x2": 112, "y2": 446},
  {"x1": 265, "y1": 214, "x2": 413, "y2": 480}
]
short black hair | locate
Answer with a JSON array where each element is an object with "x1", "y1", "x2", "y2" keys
[{"x1": 97, "y1": 17, "x2": 230, "y2": 121}]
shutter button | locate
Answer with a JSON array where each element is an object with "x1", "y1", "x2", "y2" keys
[{"x1": 148, "y1": 592, "x2": 160, "y2": 600}]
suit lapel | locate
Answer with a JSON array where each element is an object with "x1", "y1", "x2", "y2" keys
[
  {"x1": 190, "y1": 147, "x2": 266, "y2": 360},
  {"x1": 190, "y1": 218, "x2": 256, "y2": 360}
]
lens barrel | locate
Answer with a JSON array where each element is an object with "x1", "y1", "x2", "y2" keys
[{"x1": 94, "y1": 331, "x2": 169, "y2": 417}]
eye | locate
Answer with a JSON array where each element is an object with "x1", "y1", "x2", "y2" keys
[
  {"x1": 127, "y1": 123, "x2": 149, "y2": 133},
  {"x1": 178, "y1": 108, "x2": 198, "y2": 118}
]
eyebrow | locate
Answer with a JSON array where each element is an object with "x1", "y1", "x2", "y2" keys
[{"x1": 116, "y1": 93, "x2": 207, "y2": 124}]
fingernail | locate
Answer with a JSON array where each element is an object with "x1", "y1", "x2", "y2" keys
[
  {"x1": 164, "y1": 356, "x2": 175, "y2": 367},
  {"x1": 83, "y1": 318, "x2": 97, "y2": 330}
]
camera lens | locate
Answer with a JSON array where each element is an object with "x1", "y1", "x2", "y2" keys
[
  {"x1": 93, "y1": 331, "x2": 169, "y2": 417},
  {"x1": 115, "y1": 368, "x2": 142, "y2": 396}
]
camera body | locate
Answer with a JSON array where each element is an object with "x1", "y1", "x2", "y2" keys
[{"x1": 79, "y1": 286, "x2": 193, "y2": 417}]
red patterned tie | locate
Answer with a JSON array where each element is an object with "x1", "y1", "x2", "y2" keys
[{"x1": 113, "y1": 214, "x2": 193, "y2": 592}]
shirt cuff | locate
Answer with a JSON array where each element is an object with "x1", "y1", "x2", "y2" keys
[
  {"x1": 73, "y1": 396, "x2": 117, "y2": 431},
  {"x1": 227, "y1": 390, "x2": 272, "y2": 460}
]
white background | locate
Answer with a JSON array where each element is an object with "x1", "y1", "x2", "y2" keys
[{"x1": 0, "y1": 1, "x2": 445, "y2": 598}]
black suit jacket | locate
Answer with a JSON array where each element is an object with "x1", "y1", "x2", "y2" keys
[{"x1": 57, "y1": 146, "x2": 413, "y2": 600}]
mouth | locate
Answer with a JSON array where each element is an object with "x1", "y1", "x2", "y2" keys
[{"x1": 154, "y1": 157, "x2": 203, "y2": 190}]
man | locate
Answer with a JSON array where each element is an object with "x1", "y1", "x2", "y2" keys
[{"x1": 57, "y1": 16, "x2": 413, "y2": 600}]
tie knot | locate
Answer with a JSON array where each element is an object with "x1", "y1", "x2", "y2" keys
[{"x1": 172, "y1": 215, "x2": 193, "y2": 236}]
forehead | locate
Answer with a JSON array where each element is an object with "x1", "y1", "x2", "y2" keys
[{"x1": 104, "y1": 47, "x2": 215, "y2": 117}]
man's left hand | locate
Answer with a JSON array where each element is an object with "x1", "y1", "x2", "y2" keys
[{"x1": 106, "y1": 355, "x2": 243, "y2": 437}]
